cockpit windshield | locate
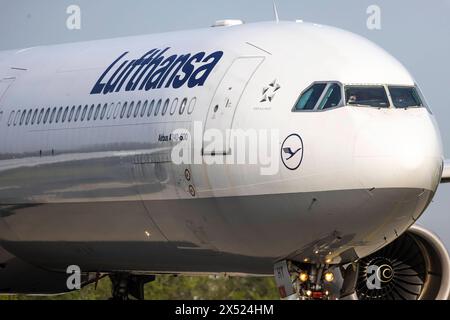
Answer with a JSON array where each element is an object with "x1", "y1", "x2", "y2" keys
[
  {"x1": 292, "y1": 83, "x2": 428, "y2": 113},
  {"x1": 345, "y1": 85, "x2": 389, "y2": 108},
  {"x1": 388, "y1": 86, "x2": 423, "y2": 108}
]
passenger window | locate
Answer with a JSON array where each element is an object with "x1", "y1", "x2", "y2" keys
[
  {"x1": 19, "y1": 110, "x2": 26, "y2": 125},
  {"x1": 14, "y1": 109, "x2": 21, "y2": 126},
  {"x1": 94, "y1": 104, "x2": 101, "y2": 120},
  {"x1": 87, "y1": 104, "x2": 94, "y2": 121},
  {"x1": 141, "y1": 100, "x2": 148, "y2": 117},
  {"x1": 100, "y1": 103, "x2": 107, "y2": 120},
  {"x1": 127, "y1": 101, "x2": 134, "y2": 118},
  {"x1": 388, "y1": 86, "x2": 422, "y2": 108},
  {"x1": 294, "y1": 83, "x2": 327, "y2": 111},
  {"x1": 62, "y1": 107, "x2": 69, "y2": 122},
  {"x1": 113, "y1": 102, "x2": 121, "y2": 119},
  {"x1": 56, "y1": 107, "x2": 63, "y2": 123},
  {"x1": 154, "y1": 99, "x2": 162, "y2": 116},
  {"x1": 26, "y1": 109, "x2": 33, "y2": 125},
  {"x1": 120, "y1": 102, "x2": 127, "y2": 118},
  {"x1": 49, "y1": 107, "x2": 57, "y2": 123},
  {"x1": 75, "y1": 106, "x2": 81, "y2": 121},
  {"x1": 43, "y1": 108, "x2": 51, "y2": 124},
  {"x1": 345, "y1": 86, "x2": 389, "y2": 108},
  {"x1": 179, "y1": 98, "x2": 187, "y2": 115},
  {"x1": 134, "y1": 101, "x2": 141, "y2": 117},
  {"x1": 31, "y1": 109, "x2": 38, "y2": 125},
  {"x1": 147, "y1": 100, "x2": 155, "y2": 117},
  {"x1": 188, "y1": 97, "x2": 196, "y2": 114},
  {"x1": 68, "y1": 106, "x2": 76, "y2": 122},
  {"x1": 318, "y1": 84, "x2": 342, "y2": 110},
  {"x1": 81, "y1": 105, "x2": 88, "y2": 121},
  {"x1": 75, "y1": 105, "x2": 82, "y2": 121},
  {"x1": 162, "y1": 99, "x2": 170, "y2": 116},
  {"x1": 170, "y1": 98, "x2": 178, "y2": 115},
  {"x1": 107, "y1": 103, "x2": 114, "y2": 119},
  {"x1": 37, "y1": 108, "x2": 45, "y2": 124}
]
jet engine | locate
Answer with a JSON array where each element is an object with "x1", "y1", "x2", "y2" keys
[{"x1": 346, "y1": 225, "x2": 450, "y2": 300}]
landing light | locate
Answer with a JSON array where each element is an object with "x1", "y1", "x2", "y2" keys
[
  {"x1": 324, "y1": 271, "x2": 334, "y2": 282},
  {"x1": 299, "y1": 272, "x2": 309, "y2": 282}
]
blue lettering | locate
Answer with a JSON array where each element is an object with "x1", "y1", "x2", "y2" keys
[
  {"x1": 90, "y1": 52, "x2": 128, "y2": 94},
  {"x1": 188, "y1": 51, "x2": 223, "y2": 88},
  {"x1": 144, "y1": 55, "x2": 177, "y2": 91},
  {"x1": 125, "y1": 49, "x2": 158, "y2": 91},
  {"x1": 138, "y1": 47, "x2": 171, "y2": 90},
  {"x1": 103, "y1": 59, "x2": 131, "y2": 94},
  {"x1": 172, "y1": 52, "x2": 204, "y2": 89},
  {"x1": 90, "y1": 48, "x2": 223, "y2": 95}
]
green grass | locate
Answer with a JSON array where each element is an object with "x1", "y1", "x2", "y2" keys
[{"x1": 1, "y1": 275, "x2": 279, "y2": 300}]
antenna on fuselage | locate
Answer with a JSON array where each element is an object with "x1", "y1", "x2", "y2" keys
[{"x1": 272, "y1": 0, "x2": 280, "y2": 23}]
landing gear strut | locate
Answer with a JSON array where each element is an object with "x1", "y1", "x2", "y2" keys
[
  {"x1": 109, "y1": 273, "x2": 155, "y2": 300},
  {"x1": 274, "y1": 260, "x2": 339, "y2": 300}
]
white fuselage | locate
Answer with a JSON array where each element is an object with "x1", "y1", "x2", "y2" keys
[{"x1": 0, "y1": 22, "x2": 443, "y2": 275}]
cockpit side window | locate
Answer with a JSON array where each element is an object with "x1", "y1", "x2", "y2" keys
[
  {"x1": 293, "y1": 83, "x2": 326, "y2": 111},
  {"x1": 388, "y1": 86, "x2": 422, "y2": 108},
  {"x1": 414, "y1": 84, "x2": 432, "y2": 114},
  {"x1": 345, "y1": 86, "x2": 389, "y2": 108},
  {"x1": 318, "y1": 83, "x2": 342, "y2": 110}
]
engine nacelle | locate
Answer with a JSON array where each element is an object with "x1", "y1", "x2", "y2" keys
[{"x1": 346, "y1": 225, "x2": 450, "y2": 300}]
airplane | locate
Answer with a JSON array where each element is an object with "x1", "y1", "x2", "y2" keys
[{"x1": 0, "y1": 18, "x2": 449, "y2": 300}]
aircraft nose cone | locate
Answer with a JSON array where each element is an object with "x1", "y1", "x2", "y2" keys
[{"x1": 353, "y1": 111, "x2": 443, "y2": 192}]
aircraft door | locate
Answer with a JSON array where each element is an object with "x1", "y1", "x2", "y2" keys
[{"x1": 202, "y1": 57, "x2": 264, "y2": 155}]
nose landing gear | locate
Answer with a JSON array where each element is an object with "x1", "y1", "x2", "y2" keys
[
  {"x1": 109, "y1": 273, "x2": 155, "y2": 300},
  {"x1": 274, "y1": 260, "x2": 338, "y2": 300}
]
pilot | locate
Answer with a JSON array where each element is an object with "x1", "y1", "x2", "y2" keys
[{"x1": 348, "y1": 94, "x2": 357, "y2": 104}]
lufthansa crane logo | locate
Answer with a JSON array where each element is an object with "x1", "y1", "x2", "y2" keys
[
  {"x1": 260, "y1": 79, "x2": 281, "y2": 103},
  {"x1": 281, "y1": 134, "x2": 304, "y2": 170}
]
